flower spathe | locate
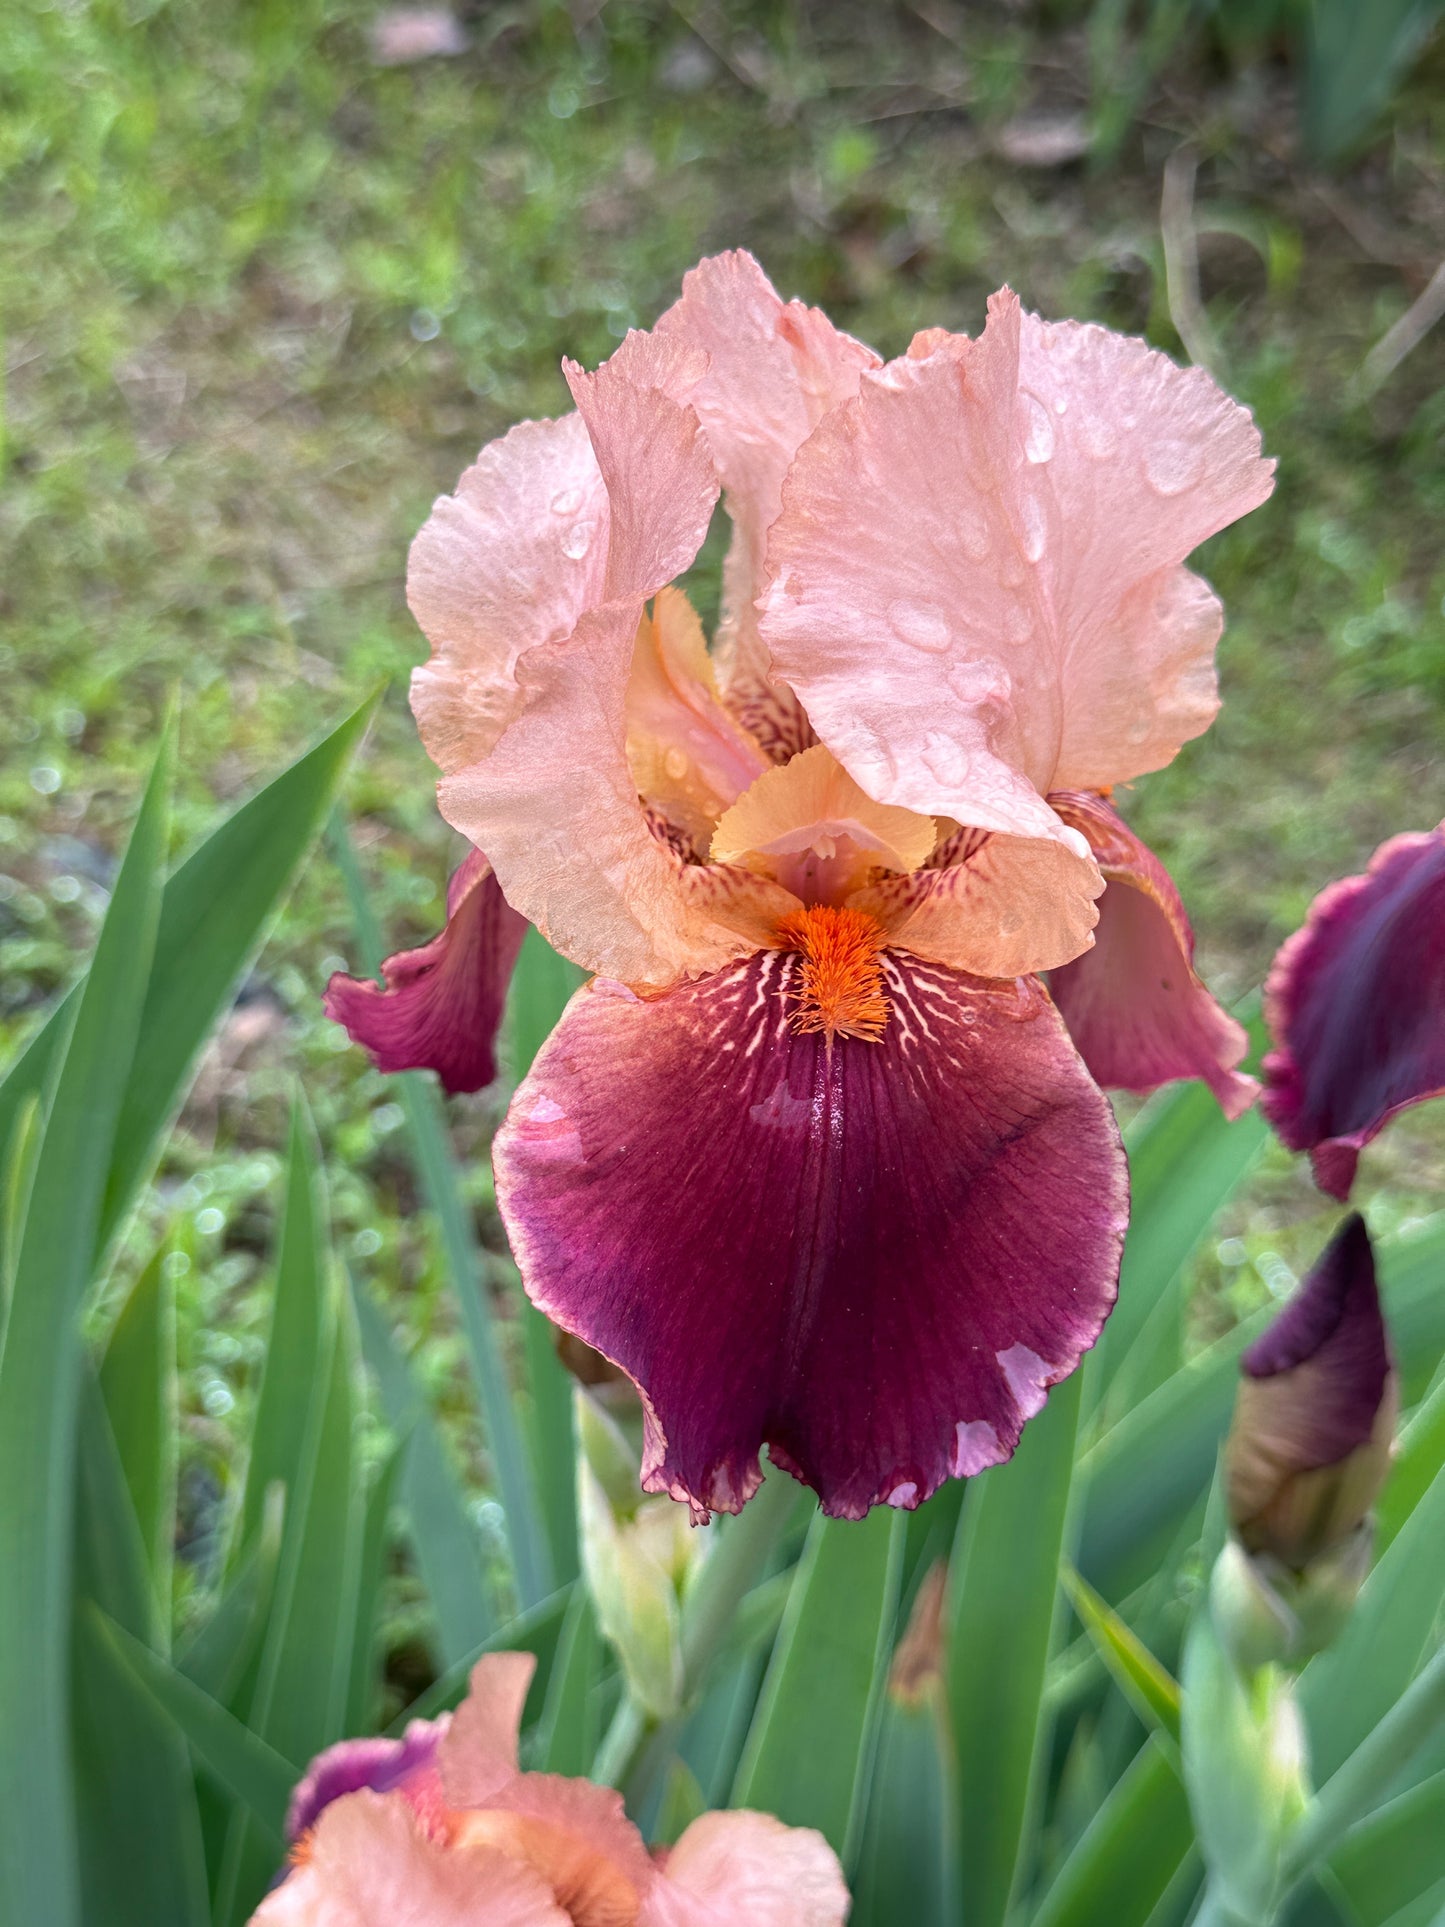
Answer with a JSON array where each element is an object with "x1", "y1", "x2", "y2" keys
[
  {"x1": 251, "y1": 1653, "x2": 849, "y2": 1927},
  {"x1": 1261, "y1": 823, "x2": 1445, "y2": 1198},
  {"x1": 329, "y1": 251, "x2": 1274, "y2": 1519}
]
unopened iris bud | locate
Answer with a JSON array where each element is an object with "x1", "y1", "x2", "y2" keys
[
  {"x1": 1226, "y1": 1214, "x2": 1396, "y2": 1576},
  {"x1": 575, "y1": 1388, "x2": 710, "y2": 1720}
]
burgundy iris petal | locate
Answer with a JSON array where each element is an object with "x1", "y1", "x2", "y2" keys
[
  {"x1": 285, "y1": 1720, "x2": 443, "y2": 1843},
  {"x1": 1048, "y1": 791, "x2": 1256, "y2": 1119},
  {"x1": 324, "y1": 849, "x2": 528, "y2": 1095},
  {"x1": 493, "y1": 949, "x2": 1128, "y2": 1521},
  {"x1": 1261, "y1": 825, "x2": 1445, "y2": 1199}
]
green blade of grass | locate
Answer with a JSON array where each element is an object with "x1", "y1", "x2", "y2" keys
[
  {"x1": 1061, "y1": 1562, "x2": 1182, "y2": 1749},
  {"x1": 732, "y1": 1506, "x2": 904, "y2": 1871},
  {"x1": 98, "y1": 1244, "x2": 177, "y2": 1619},
  {"x1": 948, "y1": 1369, "x2": 1083, "y2": 1927},
  {"x1": 354, "y1": 1276, "x2": 497, "y2": 1665},
  {"x1": 347, "y1": 1443, "x2": 404, "y2": 1737},
  {"x1": 535, "y1": 1585, "x2": 600, "y2": 1776},
  {"x1": 99, "y1": 695, "x2": 378, "y2": 1248},
  {"x1": 71, "y1": 1367, "x2": 209, "y2": 1926},
  {"x1": 1328, "y1": 1771, "x2": 1445, "y2": 1925},
  {"x1": 92, "y1": 1611, "x2": 298, "y2": 1845},
  {"x1": 0, "y1": 723, "x2": 171, "y2": 1927},
  {"x1": 1031, "y1": 1737, "x2": 1195, "y2": 1927},
  {"x1": 329, "y1": 816, "x2": 551, "y2": 1608}
]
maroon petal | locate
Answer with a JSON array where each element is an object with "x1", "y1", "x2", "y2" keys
[
  {"x1": 324, "y1": 849, "x2": 528, "y2": 1095},
  {"x1": 1261, "y1": 826, "x2": 1445, "y2": 1199},
  {"x1": 1048, "y1": 791, "x2": 1257, "y2": 1119},
  {"x1": 286, "y1": 1719, "x2": 444, "y2": 1842},
  {"x1": 1227, "y1": 1213, "x2": 1397, "y2": 1567},
  {"x1": 493, "y1": 950, "x2": 1128, "y2": 1521}
]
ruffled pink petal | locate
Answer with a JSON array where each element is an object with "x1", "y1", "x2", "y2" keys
[
  {"x1": 323, "y1": 849, "x2": 528, "y2": 1095},
  {"x1": 436, "y1": 1652, "x2": 532, "y2": 1804},
  {"x1": 760, "y1": 291, "x2": 1274, "y2": 838},
  {"x1": 654, "y1": 251, "x2": 879, "y2": 760},
  {"x1": 409, "y1": 413, "x2": 608, "y2": 775},
  {"x1": 494, "y1": 951, "x2": 1127, "y2": 1521},
  {"x1": 251, "y1": 1791, "x2": 569, "y2": 1927},
  {"x1": 855, "y1": 821, "x2": 1102, "y2": 978},
  {"x1": 1261, "y1": 825, "x2": 1445, "y2": 1199},
  {"x1": 1047, "y1": 792, "x2": 1257, "y2": 1118},
  {"x1": 434, "y1": 329, "x2": 754, "y2": 985},
  {"x1": 285, "y1": 1720, "x2": 445, "y2": 1844},
  {"x1": 644, "y1": 1812, "x2": 850, "y2": 1926}
]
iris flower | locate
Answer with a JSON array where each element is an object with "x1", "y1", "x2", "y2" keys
[
  {"x1": 329, "y1": 253, "x2": 1274, "y2": 1519},
  {"x1": 1262, "y1": 822, "x2": 1445, "y2": 1199},
  {"x1": 253, "y1": 1653, "x2": 847, "y2": 1925}
]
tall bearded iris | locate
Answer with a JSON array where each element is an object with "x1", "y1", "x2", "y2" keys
[{"x1": 329, "y1": 253, "x2": 1274, "y2": 1520}]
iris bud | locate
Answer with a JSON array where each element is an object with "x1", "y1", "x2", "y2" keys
[
  {"x1": 1226, "y1": 1213, "x2": 1396, "y2": 1573},
  {"x1": 575, "y1": 1388, "x2": 709, "y2": 1720}
]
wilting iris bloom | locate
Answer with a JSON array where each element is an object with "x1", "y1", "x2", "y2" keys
[
  {"x1": 1262, "y1": 822, "x2": 1445, "y2": 1199},
  {"x1": 252, "y1": 1653, "x2": 847, "y2": 1925},
  {"x1": 329, "y1": 253, "x2": 1274, "y2": 1518}
]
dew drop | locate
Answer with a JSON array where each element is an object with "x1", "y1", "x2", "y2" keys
[
  {"x1": 561, "y1": 520, "x2": 595, "y2": 560},
  {"x1": 550, "y1": 485, "x2": 585, "y2": 516},
  {"x1": 1020, "y1": 391, "x2": 1055, "y2": 464},
  {"x1": 1142, "y1": 439, "x2": 1204, "y2": 497},
  {"x1": 1053, "y1": 395, "x2": 1068, "y2": 416},
  {"x1": 921, "y1": 731, "x2": 970, "y2": 787},
  {"x1": 888, "y1": 599, "x2": 951, "y2": 654},
  {"x1": 1002, "y1": 601, "x2": 1032, "y2": 645},
  {"x1": 958, "y1": 1004, "x2": 977, "y2": 1026},
  {"x1": 1020, "y1": 491, "x2": 1047, "y2": 564},
  {"x1": 1126, "y1": 715, "x2": 1151, "y2": 745},
  {"x1": 957, "y1": 509, "x2": 991, "y2": 561},
  {"x1": 663, "y1": 747, "x2": 688, "y2": 780}
]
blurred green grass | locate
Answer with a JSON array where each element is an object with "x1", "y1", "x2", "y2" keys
[{"x1": 3, "y1": 0, "x2": 1444, "y2": 1640}]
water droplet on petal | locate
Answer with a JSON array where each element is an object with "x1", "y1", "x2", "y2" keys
[
  {"x1": 1020, "y1": 491, "x2": 1047, "y2": 564},
  {"x1": 1126, "y1": 715, "x2": 1151, "y2": 744},
  {"x1": 1002, "y1": 601, "x2": 1032, "y2": 645},
  {"x1": 561, "y1": 520, "x2": 595, "y2": 560},
  {"x1": 1020, "y1": 391, "x2": 1055, "y2": 464},
  {"x1": 550, "y1": 486, "x2": 585, "y2": 516},
  {"x1": 958, "y1": 1004, "x2": 977, "y2": 1026},
  {"x1": 663, "y1": 747, "x2": 688, "y2": 780},
  {"x1": 888, "y1": 599, "x2": 951, "y2": 654},
  {"x1": 1142, "y1": 439, "x2": 1204, "y2": 496},
  {"x1": 1053, "y1": 395, "x2": 1068, "y2": 416},
  {"x1": 922, "y1": 731, "x2": 970, "y2": 787},
  {"x1": 957, "y1": 509, "x2": 991, "y2": 561}
]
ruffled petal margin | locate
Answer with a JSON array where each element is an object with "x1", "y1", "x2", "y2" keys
[
  {"x1": 1261, "y1": 824, "x2": 1445, "y2": 1199},
  {"x1": 494, "y1": 950, "x2": 1128, "y2": 1520},
  {"x1": 324, "y1": 849, "x2": 528, "y2": 1095},
  {"x1": 1047, "y1": 791, "x2": 1257, "y2": 1119}
]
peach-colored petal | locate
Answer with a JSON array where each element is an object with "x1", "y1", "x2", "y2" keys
[
  {"x1": 643, "y1": 1811, "x2": 850, "y2": 1926},
  {"x1": 626, "y1": 588, "x2": 771, "y2": 851},
  {"x1": 409, "y1": 412, "x2": 607, "y2": 774},
  {"x1": 760, "y1": 289, "x2": 1275, "y2": 837},
  {"x1": 437, "y1": 1652, "x2": 533, "y2": 1805},
  {"x1": 655, "y1": 251, "x2": 879, "y2": 759},
  {"x1": 436, "y1": 329, "x2": 742, "y2": 985},
  {"x1": 251, "y1": 1791, "x2": 568, "y2": 1927},
  {"x1": 712, "y1": 742, "x2": 936, "y2": 903},
  {"x1": 856, "y1": 821, "x2": 1102, "y2": 978},
  {"x1": 453, "y1": 1784, "x2": 656, "y2": 1927}
]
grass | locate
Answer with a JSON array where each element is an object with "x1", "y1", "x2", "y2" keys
[{"x1": 3, "y1": 0, "x2": 1443, "y2": 1667}]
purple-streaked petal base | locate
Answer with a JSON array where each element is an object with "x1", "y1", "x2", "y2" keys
[
  {"x1": 286, "y1": 1720, "x2": 445, "y2": 1844},
  {"x1": 325, "y1": 848, "x2": 528, "y2": 1095},
  {"x1": 494, "y1": 949, "x2": 1128, "y2": 1520},
  {"x1": 1262, "y1": 825, "x2": 1445, "y2": 1199}
]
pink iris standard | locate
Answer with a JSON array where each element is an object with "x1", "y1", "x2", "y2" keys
[{"x1": 329, "y1": 252, "x2": 1274, "y2": 1520}]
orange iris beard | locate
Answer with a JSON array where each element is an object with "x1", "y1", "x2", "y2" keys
[{"x1": 775, "y1": 904, "x2": 890, "y2": 1044}]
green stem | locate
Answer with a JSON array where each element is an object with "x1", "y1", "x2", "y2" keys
[{"x1": 1285, "y1": 1642, "x2": 1445, "y2": 1881}]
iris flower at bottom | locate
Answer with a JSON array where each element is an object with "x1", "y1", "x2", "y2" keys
[{"x1": 329, "y1": 252, "x2": 1274, "y2": 1520}]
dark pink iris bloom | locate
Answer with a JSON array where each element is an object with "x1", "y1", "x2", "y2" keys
[
  {"x1": 328, "y1": 252, "x2": 1274, "y2": 1519},
  {"x1": 1262, "y1": 825, "x2": 1445, "y2": 1199}
]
